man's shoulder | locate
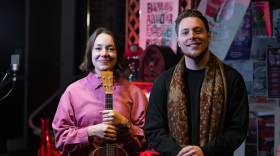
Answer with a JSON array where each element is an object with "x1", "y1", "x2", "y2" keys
[
  {"x1": 222, "y1": 63, "x2": 245, "y2": 85},
  {"x1": 154, "y1": 66, "x2": 176, "y2": 84}
]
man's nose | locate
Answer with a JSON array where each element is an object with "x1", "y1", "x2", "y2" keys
[{"x1": 188, "y1": 31, "x2": 196, "y2": 40}]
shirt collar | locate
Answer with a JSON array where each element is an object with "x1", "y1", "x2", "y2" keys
[{"x1": 87, "y1": 72, "x2": 103, "y2": 90}]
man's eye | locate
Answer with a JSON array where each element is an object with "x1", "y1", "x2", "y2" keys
[{"x1": 196, "y1": 30, "x2": 201, "y2": 33}]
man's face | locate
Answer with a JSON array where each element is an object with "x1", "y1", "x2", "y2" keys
[{"x1": 177, "y1": 17, "x2": 211, "y2": 59}]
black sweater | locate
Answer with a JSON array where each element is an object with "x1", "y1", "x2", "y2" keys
[{"x1": 144, "y1": 63, "x2": 249, "y2": 156}]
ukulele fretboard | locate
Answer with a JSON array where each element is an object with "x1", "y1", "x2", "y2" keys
[{"x1": 105, "y1": 93, "x2": 113, "y2": 110}]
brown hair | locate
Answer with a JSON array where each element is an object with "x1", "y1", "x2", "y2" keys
[
  {"x1": 175, "y1": 9, "x2": 209, "y2": 36},
  {"x1": 79, "y1": 27, "x2": 128, "y2": 73}
]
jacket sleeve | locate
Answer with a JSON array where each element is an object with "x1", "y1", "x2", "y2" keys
[
  {"x1": 118, "y1": 87, "x2": 149, "y2": 152},
  {"x1": 200, "y1": 72, "x2": 249, "y2": 156},
  {"x1": 52, "y1": 91, "x2": 91, "y2": 155},
  {"x1": 144, "y1": 81, "x2": 183, "y2": 156}
]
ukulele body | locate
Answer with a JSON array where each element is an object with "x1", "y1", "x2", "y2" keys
[{"x1": 89, "y1": 146, "x2": 128, "y2": 156}]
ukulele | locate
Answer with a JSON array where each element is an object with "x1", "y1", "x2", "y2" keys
[{"x1": 90, "y1": 71, "x2": 128, "y2": 156}]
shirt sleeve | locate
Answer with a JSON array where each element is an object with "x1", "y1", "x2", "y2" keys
[
  {"x1": 200, "y1": 72, "x2": 249, "y2": 156},
  {"x1": 52, "y1": 91, "x2": 91, "y2": 155},
  {"x1": 144, "y1": 80, "x2": 183, "y2": 156},
  {"x1": 118, "y1": 87, "x2": 149, "y2": 152}
]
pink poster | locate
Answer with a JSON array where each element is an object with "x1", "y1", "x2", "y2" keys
[{"x1": 251, "y1": 1, "x2": 272, "y2": 36}]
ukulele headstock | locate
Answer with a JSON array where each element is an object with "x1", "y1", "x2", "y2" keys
[{"x1": 100, "y1": 71, "x2": 113, "y2": 93}]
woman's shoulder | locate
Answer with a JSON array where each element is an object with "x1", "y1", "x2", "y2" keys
[
  {"x1": 64, "y1": 76, "x2": 89, "y2": 93},
  {"x1": 118, "y1": 77, "x2": 144, "y2": 93}
]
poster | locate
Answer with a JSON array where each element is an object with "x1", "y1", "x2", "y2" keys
[
  {"x1": 275, "y1": 107, "x2": 280, "y2": 156},
  {"x1": 250, "y1": 36, "x2": 279, "y2": 61},
  {"x1": 251, "y1": 1, "x2": 272, "y2": 36},
  {"x1": 266, "y1": 47, "x2": 280, "y2": 99},
  {"x1": 272, "y1": 9, "x2": 280, "y2": 43},
  {"x1": 249, "y1": 98, "x2": 278, "y2": 113},
  {"x1": 225, "y1": 6, "x2": 252, "y2": 60},
  {"x1": 223, "y1": 61, "x2": 253, "y2": 95},
  {"x1": 253, "y1": 61, "x2": 267, "y2": 96},
  {"x1": 139, "y1": 0, "x2": 179, "y2": 53},
  {"x1": 246, "y1": 111, "x2": 258, "y2": 156},
  {"x1": 197, "y1": 0, "x2": 251, "y2": 61},
  {"x1": 258, "y1": 112, "x2": 274, "y2": 156}
]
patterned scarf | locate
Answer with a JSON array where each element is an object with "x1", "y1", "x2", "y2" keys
[{"x1": 167, "y1": 52, "x2": 227, "y2": 147}]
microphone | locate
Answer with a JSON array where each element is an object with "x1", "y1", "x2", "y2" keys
[
  {"x1": 10, "y1": 55, "x2": 20, "y2": 81},
  {"x1": 0, "y1": 55, "x2": 20, "y2": 101},
  {"x1": 10, "y1": 55, "x2": 20, "y2": 72}
]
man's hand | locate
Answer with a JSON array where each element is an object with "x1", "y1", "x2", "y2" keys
[{"x1": 177, "y1": 146, "x2": 204, "y2": 156}]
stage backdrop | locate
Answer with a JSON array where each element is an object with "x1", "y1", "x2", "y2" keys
[{"x1": 139, "y1": 0, "x2": 179, "y2": 53}]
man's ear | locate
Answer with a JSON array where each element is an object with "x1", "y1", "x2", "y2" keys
[
  {"x1": 208, "y1": 31, "x2": 211, "y2": 43},
  {"x1": 177, "y1": 37, "x2": 180, "y2": 47}
]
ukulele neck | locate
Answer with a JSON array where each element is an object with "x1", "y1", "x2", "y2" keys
[
  {"x1": 105, "y1": 93, "x2": 114, "y2": 155},
  {"x1": 105, "y1": 93, "x2": 113, "y2": 110}
]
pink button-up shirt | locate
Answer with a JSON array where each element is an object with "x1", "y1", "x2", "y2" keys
[{"x1": 52, "y1": 72, "x2": 148, "y2": 156}]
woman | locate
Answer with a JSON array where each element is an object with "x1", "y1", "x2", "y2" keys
[{"x1": 52, "y1": 28, "x2": 148, "y2": 156}]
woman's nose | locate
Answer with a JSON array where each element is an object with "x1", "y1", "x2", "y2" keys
[{"x1": 101, "y1": 49, "x2": 108, "y2": 57}]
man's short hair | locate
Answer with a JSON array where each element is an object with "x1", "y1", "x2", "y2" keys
[{"x1": 175, "y1": 9, "x2": 209, "y2": 36}]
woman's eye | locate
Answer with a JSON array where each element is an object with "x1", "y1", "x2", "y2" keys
[
  {"x1": 95, "y1": 47, "x2": 101, "y2": 50},
  {"x1": 108, "y1": 48, "x2": 115, "y2": 51}
]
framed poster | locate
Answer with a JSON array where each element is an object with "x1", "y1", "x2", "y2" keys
[
  {"x1": 139, "y1": 0, "x2": 179, "y2": 54},
  {"x1": 266, "y1": 47, "x2": 280, "y2": 99}
]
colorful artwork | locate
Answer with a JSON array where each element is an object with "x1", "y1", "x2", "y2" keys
[
  {"x1": 267, "y1": 47, "x2": 280, "y2": 98},
  {"x1": 225, "y1": 6, "x2": 252, "y2": 60},
  {"x1": 139, "y1": 0, "x2": 179, "y2": 53},
  {"x1": 258, "y1": 113, "x2": 274, "y2": 156},
  {"x1": 197, "y1": 0, "x2": 251, "y2": 60},
  {"x1": 272, "y1": 9, "x2": 280, "y2": 43},
  {"x1": 251, "y1": 1, "x2": 272, "y2": 36}
]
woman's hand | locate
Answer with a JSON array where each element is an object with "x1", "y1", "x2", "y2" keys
[
  {"x1": 87, "y1": 123, "x2": 117, "y2": 141},
  {"x1": 100, "y1": 110, "x2": 127, "y2": 128}
]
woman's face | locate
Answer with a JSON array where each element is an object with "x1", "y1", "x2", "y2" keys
[{"x1": 92, "y1": 33, "x2": 117, "y2": 76}]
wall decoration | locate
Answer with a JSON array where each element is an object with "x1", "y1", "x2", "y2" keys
[
  {"x1": 139, "y1": 0, "x2": 179, "y2": 53},
  {"x1": 267, "y1": 47, "x2": 280, "y2": 99},
  {"x1": 197, "y1": 0, "x2": 251, "y2": 61}
]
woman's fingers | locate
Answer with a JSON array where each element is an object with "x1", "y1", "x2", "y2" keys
[{"x1": 104, "y1": 125, "x2": 117, "y2": 140}]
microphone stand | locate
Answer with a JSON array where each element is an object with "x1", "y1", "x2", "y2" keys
[{"x1": 0, "y1": 69, "x2": 16, "y2": 101}]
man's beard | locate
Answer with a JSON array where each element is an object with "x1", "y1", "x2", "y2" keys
[{"x1": 184, "y1": 49, "x2": 208, "y2": 59}]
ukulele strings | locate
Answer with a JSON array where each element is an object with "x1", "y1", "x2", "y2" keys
[{"x1": 104, "y1": 75, "x2": 114, "y2": 156}]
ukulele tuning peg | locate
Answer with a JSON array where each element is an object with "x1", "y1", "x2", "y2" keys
[{"x1": 103, "y1": 77, "x2": 105, "y2": 79}]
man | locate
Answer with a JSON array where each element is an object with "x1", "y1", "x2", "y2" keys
[{"x1": 144, "y1": 9, "x2": 249, "y2": 156}]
